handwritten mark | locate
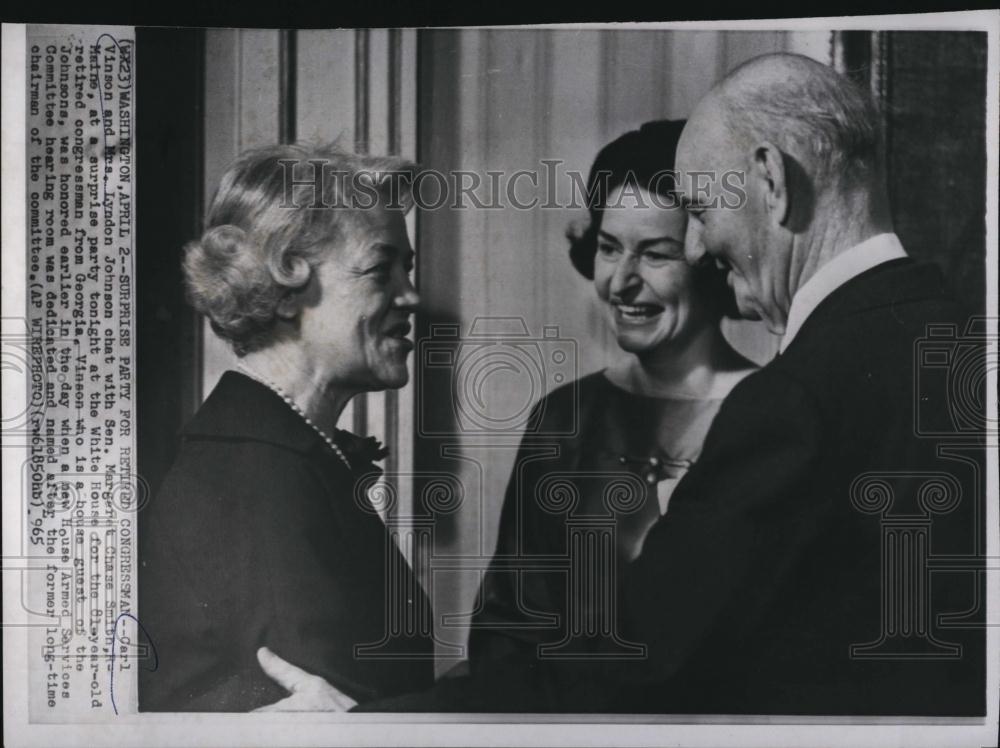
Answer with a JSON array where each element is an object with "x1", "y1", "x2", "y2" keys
[{"x1": 109, "y1": 612, "x2": 157, "y2": 716}]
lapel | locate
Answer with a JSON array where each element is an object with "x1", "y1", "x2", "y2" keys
[
  {"x1": 184, "y1": 371, "x2": 387, "y2": 467},
  {"x1": 783, "y1": 259, "x2": 946, "y2": 355},
  {"x1": 183, "y1": 371, "x2": 324, "y2": 453},
  {"x1": 183, "y1": 371, "x2": 392, "y2": 520}
]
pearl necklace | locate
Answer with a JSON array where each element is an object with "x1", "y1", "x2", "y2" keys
[{"x1": 237, "y1": 364, "x2": 352, "y2": 471}]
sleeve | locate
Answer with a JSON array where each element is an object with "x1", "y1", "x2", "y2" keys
[
  {"x1": 140, "y1": 443, "x2": 379, "y2": 711},
  {"x1": 139, "y1": 444, "x2": 290, "y2": 711}
]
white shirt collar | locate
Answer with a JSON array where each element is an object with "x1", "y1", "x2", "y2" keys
[{"x1": 779, "y1": 232, "x2": 908, "y2": 353}]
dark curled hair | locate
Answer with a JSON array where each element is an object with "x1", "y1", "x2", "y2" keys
[{"x1": 566, "y1": 119, "x2": 738, "y2": 319}]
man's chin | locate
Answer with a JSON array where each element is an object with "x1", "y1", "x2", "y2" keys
[
  {"x1": 734, "y1": 297, "x2": 762, "y2": 321},
  {"x1": 378, "y1": 372, "x2": 409, "y2": 390},
  {"x1": 362, "y1": 364, "x2": 410, "y2": 392}
]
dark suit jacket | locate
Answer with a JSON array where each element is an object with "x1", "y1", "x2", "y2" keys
[
  {"x1": 139, "y1": 372, "x2": 434, "y2": 711},
  {"x1": 357, "y1": 259, "x2": 985, "y2": 715},
  {"x1": 597, "y1": 258, "x2": 986, "y2": 715}
]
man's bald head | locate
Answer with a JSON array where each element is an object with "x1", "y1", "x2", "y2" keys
[
  {"x1": 709, "y1": 53, "x2": 883, "y2": 190},
  {"x1": 675, "y1": 53, "x2": 889, "y2": 332}
]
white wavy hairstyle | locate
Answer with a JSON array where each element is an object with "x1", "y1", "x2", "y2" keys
[{"x1": 183, "y1": 143, "x2": 415, "y2": 355}]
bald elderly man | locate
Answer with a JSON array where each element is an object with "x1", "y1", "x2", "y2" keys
[
  {"x1": 609, "y1": 52, "x2": 985, "y2": 716},
  {"x1": 256, "y1": 53, "x2": 985, "y2": 715}
]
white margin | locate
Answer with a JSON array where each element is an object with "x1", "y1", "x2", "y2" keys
[{"x1": 2, "y1": 10, "x2": 998, "y2": 748}]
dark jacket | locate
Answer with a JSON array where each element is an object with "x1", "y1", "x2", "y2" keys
[
  {"x1": 139, "y1": 371, "x2": 434, "y2": 711},
  {"x1": 603, "y1": 258, "x2": 986, "y2": 715}
]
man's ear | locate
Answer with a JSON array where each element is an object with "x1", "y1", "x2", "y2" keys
[{"x1": 751, "y1": 141, "x2": 789, "y2": 226}]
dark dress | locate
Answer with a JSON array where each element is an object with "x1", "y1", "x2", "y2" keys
[
  {"x1": 470, "y1": 372, "x2": 725, "y2": 664},
  {"x1": 138, "y1": 371, "x2": 434, "y2": 711}
]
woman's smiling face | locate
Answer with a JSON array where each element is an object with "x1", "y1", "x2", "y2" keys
[
  {"x1": 593, "y1": 186, "x2": 706, "y2": 356},
  {"x1": 300, "y1": 207, "x2": 420, "y2": 392}
]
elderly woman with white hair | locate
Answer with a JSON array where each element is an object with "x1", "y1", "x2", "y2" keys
[{"x1": 138, "y1": 144, "x2": 430, "y2": 711}]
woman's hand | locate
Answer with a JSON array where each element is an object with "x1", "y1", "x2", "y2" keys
[{"x1": 253, "y1": 647, "x2": 359, "y2": 712}]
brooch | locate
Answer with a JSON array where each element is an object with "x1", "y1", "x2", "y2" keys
[
  {"x1": 335, "y1": 430, "x2": 390, "y2": 463},
  {"x1": 617, "y1": 454, "x2": 693, "y2": 484}
]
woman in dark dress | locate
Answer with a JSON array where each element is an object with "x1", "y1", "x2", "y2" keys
[
  {"x1": 138, "y1": 144, "x2": 432, "y2": 711},
  {"x1": 463, "y1": 120, "x2": 758, "y2": 707}
]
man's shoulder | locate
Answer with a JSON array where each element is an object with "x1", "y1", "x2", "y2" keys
[
  {"x1": 753, "y1": 260, "x2": 978, "y2": 445},
  {"x1": 712, "y1": 362, "x2": 821, "y2": 430},
  {"x1": 788, "y1": 260, "x2": 960, "y2": 355},
  {"x1": 777, "y1": 261, "x2": 968, "y2": 385}
]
